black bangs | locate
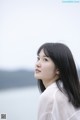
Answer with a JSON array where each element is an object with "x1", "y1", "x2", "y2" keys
[{"x1": 37, "y1": 44, "x2": 50, "y2": 57}]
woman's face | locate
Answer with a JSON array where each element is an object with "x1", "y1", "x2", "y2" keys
[{"x1": 34, "y1": 49, "x2": 59, "y2": 86}]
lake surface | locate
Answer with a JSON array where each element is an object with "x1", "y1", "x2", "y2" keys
[{"x1": 0, "y1": 87, "x2": 40, "y2": 120}]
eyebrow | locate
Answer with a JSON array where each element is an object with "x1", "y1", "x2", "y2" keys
[{"x1": 38, "y1": 55, "x2": 49, "y2": 58}]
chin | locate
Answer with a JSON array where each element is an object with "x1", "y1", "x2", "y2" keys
[{"x1": 34, "y1": 74, "x2": 41, "y2": 80}]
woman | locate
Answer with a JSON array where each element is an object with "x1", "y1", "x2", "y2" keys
[{"x1": 34, "y1": 42, "x2": 80, "y2": 120}]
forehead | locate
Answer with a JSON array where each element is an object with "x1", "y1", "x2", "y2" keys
[
  {"x1": 38, "y1": 49, "x2": 46, "y2": 57},
  {"x1": 38, "y1": 48, "x2": 49, "y2": 57}
]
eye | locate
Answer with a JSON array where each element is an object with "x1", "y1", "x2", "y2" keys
[
  {"x1": 43, "y1": 58, "x2": 48, "y2": 61},
  {"x1": 37, "y1": 56, "x2": 40, "y2": 61}
]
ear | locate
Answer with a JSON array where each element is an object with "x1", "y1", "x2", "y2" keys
[{"x1": 56, "y1": 69, "x2": 60, "y2": 75}]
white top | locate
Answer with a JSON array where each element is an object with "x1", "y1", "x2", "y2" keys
[{"x1": 37, "y1": 82, "x2": 80, "y2": 120}]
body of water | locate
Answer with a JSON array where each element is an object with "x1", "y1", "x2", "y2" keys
[{"x1": 0, "y1": 87, "x2": 40, "y2": 120}]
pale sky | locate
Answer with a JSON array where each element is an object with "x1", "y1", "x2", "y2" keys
[{"x1": 0, "y1": 0, "x2": 80, "y2": 70}]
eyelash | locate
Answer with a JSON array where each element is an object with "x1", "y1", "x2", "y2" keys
[
  {"x1": 37, "y1": 57, "x2": 48, "y2": 61},
  {"x1": 37, "y1": 57, "x2": 40, "y2": 61},
  {"x1": 43, "y1": 58, "x2": 48, "y2": 61}
]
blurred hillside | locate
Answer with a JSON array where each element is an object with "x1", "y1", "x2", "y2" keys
[
  {"x1": 0, "y1": 69, "x2": 80, "y2": 90},
  {"x1": 78, "y1": 70, "x2": 80, "y2": 79},
  {"x1": 0, "y1": 70, "x2": 37, "y2": 90}
]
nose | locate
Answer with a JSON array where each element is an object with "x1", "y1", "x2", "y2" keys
[{"x1": 36, "y1": 60, "x2": 41, "y2": 67}]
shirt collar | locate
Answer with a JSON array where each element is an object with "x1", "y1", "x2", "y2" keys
[{"x1": 46, "y1": 82, "x2": 57, "y2": 90}]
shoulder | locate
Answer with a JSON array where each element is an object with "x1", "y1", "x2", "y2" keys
[
  {"x1": 39, "y1": 83, "x2": 68, "y2": 106},
  {"x1": 54, "y1": 90, "x2": 78, "y2": 114},
  {"x1": 54, "y1": 89, "x2": 70, "y2": 109},
  {"x1": 39, "y1": 83, "x2": 59, "y2": 103},
  {"x1": 38, "y1": 83, "x2": 59, "y2": 113},
  {"x1": 55, "y1": 89, "x2": 68, "y2": 102},
  {"x1": 54, "y1": 90, "x2": 80, "y2": 120}
]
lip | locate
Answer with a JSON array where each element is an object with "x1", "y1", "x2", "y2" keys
[{"x1": 35, "y1": 69, "x2": 41, "y2": 73}]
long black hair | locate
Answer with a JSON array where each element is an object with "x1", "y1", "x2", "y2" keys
[{"x1": 37, "y1": 42, "x2": 80, "y2": 108}]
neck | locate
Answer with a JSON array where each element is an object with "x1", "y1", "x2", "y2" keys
[
  {"x1": 43, "y1": 80, "x2": 55, "y2": 88},
  {"x1": 42, "y1": 76, "x2": 59, "y2": 88}
]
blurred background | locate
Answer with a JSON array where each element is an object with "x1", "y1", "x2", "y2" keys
[{"x1": 0, "y1": 0, "x2": 80, "y2": 120}]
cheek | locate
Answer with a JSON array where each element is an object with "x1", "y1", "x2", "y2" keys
[
  {"x1": 42, "y1": 65, "x2": 55, "y2": 76},
  {"x1": 46, "y1": 68, "x2": 54, "y2": 76}
]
